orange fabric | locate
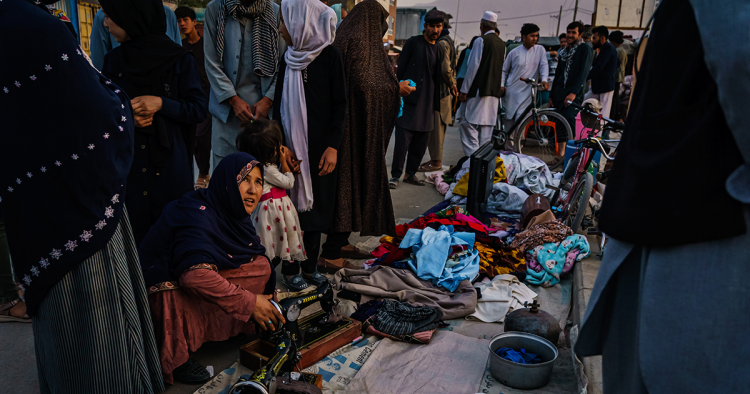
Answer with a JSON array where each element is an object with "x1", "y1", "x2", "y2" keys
[{"x1": 149, "y1": 256, "x2": 272, "y2": 384}]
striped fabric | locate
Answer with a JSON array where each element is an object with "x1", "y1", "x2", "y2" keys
[
  {"x1": 216, "y1": 0, "x2": 279, "y2": 77},
  {"x1": 32, "y1": 210, "x2": 164, "y2": 394}
]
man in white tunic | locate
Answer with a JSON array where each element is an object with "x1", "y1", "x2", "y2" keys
[
  {"x1": 458, "y1": 11, "x2": 506, "y2": 157},
  {"x1": 500, "y1": 23, "x2": 549, "y2": 134}
]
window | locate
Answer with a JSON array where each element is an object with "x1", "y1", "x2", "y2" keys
[{"x1": 388, "y1": 16, "x2": 394, "y2": 36}]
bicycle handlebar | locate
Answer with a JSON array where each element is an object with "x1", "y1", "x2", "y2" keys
[
  {"x1": 566, "y1": 101, "x2": 625, "y2": 130},
  {"x1": 571, "y1": 136, "x2": 617, "y2": 160}
]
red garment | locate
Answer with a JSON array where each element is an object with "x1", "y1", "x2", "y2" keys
[
  {"x1": 395, "y1": 214, "x2": 488, "y2": 238},
  {"x1": 148, "y1": 256, "x2": 272, "y2": 384}
]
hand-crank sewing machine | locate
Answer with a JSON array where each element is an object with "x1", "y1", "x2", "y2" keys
[{"x1": 232, "y1": 280, "x2": 361, "y2": 394}]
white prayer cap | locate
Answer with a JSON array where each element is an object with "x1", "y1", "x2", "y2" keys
[{"x1": 483, "y1": 11, "x2": 497, "y2": 23}]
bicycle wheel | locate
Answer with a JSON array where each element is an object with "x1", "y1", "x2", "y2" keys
[
  {"x1": 563, "y1": 172, "x2": 594, "y2": 233},
  {"x1": 514, "y1": 109, "x2": 572, "y2": 169}
]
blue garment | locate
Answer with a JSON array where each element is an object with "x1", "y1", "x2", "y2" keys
[
  {"x1": 397, "y1": 79, "x2": 416, "y2": 117},
  {"x1": 526, "y1": 234, "x2": 590, "y2": 287},
  {"x1": 90, "y1": 6, "x2": 182, "y2": 71},
  {"x1": 138, "y1": 153, "x2": 273, "y2": 293},
  {"x1": 400, "y1": 225, "x2": 480, "y2": 292},
  {"x1": 496, "y1": 347, "x2": 543, "y2": 364},
  {"x1": 456, "y1": 48, "x2": 471, "y2": 79},
  {"x1": 0, "y1": 0, "x2": 134, "y2": 315},
  {"x1": 330, "y1": 3, "x2": 342, "y2": 24}
]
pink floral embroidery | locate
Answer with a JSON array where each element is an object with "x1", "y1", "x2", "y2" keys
[
  {"x1": 39, "y1": 258, "x2": 49, "y2": 268},
  {"x1": 264, "y1": 205, "x2": 268, "y2": 211},
  {"x1": 26, "y1": 172, "x2": 32, "y2": 178},
  {"x1": 104, "y1": 133, "x2": 110, "y2": 139},
  {"x1": 95, "y1": 220, "x2": 107, "y2": 230},
  {"x1": 293, "y1": 226, "x2": 297, "y2": 231},
  {"x1": 29, "y1": 75, "x2": 37, "y2": 81},
  {"x1": 267, "y1": 225, "x2": 271, "y2": 231},
  {"x1": 2, "y1": 87, "x2": 7, "y2": 93},
  {"x1": 30, "y1": 266, "x2": 40, "y2": 276},
  {"x1": 14, "y1": 81, "x2": 20, "y2": 88},
  {"x1": 118, "y1": 126, "x2": 124, "y2": 131},
  {"x1": 272, "y1": 243, "x2": 275, "y2": 249},
  {"x1": 45, "y1": 65, "x2": 52, "y2": 71},
  {"x1": 228, "y1": 254, "x2": 233, "y2": 258},
  {"x1": 199, "y1": 206, "x2": 206, "y2": 210},
  {"x1": 275, "y1": 217, "x2": 281, "y2": 223},
  {"x1": 111, "y1": 194, "x2": 119, "y2": 204},
  {"x1": 286, "y1": 248, "x2": 290, "y2": 253},
  {"x1": 278, "y1": 205, "x2": 282, "y2": 210},
  {"x1": 50, "y1": 248, "x2": 62, "y2": 259},
  {"x1": 61, "y1": 54, "x2": 69, "y2": 61},
  {"x1": 88, "y1": 144, "x2": 95, "y2": 150},
  {"x1": 298, "y1": 244, "x2": 302, "y2": 249},
  {"x1": 23, "y1": 275, "x2": 31, "y2": 286},
  {"x1": 55, "y1": 161, "x2": 61, "y2": 166},
  {"x1": 15, "y1": 178, "x2": 21, "y2": 184},
  {"x1": 105, "y1": 206, "x2": 114, "y2": 218},
  {"x1": 40, "y1": 167, "x2": 47, "y2": 172},
  {"x1": 64, "y1": 240, "x2": 77, "y2": 251},
  {"x1": 80, "y1": 230, "x2": 92, "y2": 242},
  {"x1": 287, "y1": 205, "x2": 290, "y2": 211},
  {"x1": 7, "y1": 187, "x2": 13, "y2": 192},
  {"x1": 71, "y1": 154, "x2": 79, "y2": 160}
]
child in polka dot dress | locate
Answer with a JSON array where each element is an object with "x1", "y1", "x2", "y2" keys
[{"x1": 237, "y1": 120, "x2": 308, "y2": 291}]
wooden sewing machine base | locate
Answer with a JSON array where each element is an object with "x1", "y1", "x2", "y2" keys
[{"x1": 240, "y1": 310, "x2": 362, "y2": 371}]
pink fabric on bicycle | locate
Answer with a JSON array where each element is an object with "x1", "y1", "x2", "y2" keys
[{"x1": 148, "y1": 256, "x2": 272, "y2": 384}]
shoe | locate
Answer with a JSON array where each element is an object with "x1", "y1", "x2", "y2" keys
[
  {"x1": 282, "y1": 274, "x2": 310, "y2": 292},
  {"x1": 339, "y1": 244, "x2": 372, "y2": 260},
  {"x1": 0, "y1": 299, "x2": 30, "y2": 323},
  {"x1": 316, "y1": 257, "x2": 357, "y2": 274},
  {"x1": 403, "y1": 174, "x2": 425, "y2": 186},
  {"x1": 173, "y1": 357, "x2": 211, "y2": 385},
  {"x1": 417, "y1": 162, "x2": 442, "y2": 172},
  {"x1": 302, "y1": 271, "x2": 328, "y2": 286},
  {"x1": 388, "y1": 177, "x2": 399, "y2": 189}
]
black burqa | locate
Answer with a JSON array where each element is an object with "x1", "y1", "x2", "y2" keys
[{"x1": 330, "y1": 0, "x2": 400, "y2": 236}]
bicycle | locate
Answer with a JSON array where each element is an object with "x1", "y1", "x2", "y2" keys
[
  {"x1": 552, "y1": 101, "x2": 624, "y2": 234},
  {"x1": 502, "y1": 78, "x2": 573, "y2": 169}
]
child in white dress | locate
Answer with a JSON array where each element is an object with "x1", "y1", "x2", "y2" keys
[{"x1": 236, "y1": 119, "x2": 319, "y2": 291}]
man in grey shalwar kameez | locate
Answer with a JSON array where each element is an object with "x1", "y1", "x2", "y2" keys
[{"x1": 204, "y1": 0, "x2": 286, "y2": 170}]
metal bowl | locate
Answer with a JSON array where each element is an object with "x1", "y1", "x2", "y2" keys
[{"x1": 488, "y1": 331, "x2": 558, "y2": 390}]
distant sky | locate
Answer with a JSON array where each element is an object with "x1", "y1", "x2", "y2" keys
[{"x1": 397, "y1": 0, "x2": 598, "y2": 45}]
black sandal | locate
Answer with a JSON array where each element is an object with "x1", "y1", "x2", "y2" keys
[{"x1": 403, "y1": 175, "x2": 425, "y2": 186}]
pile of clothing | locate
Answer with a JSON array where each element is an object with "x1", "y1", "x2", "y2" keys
[
  {"x1": 495, "y1": 347, "x2": 544, "y2": 364},
  {"x1": 499, "y1": 151, "x2": 558, "y2": 200},
  {"x1": 510, "y1": 214, "x2": 590, "y2": 287},
  {"x1": 352, "y1": 299, "x2": 445, "y2": 344},
  {"x1": 371, "y1": 206, "x2": 527, "y2": 284},
  {"x1": 468, "y1": 274, "x2": 537, "y2": 323}
]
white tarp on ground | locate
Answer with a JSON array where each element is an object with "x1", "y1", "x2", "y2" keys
[{"x1": 335, "y1": 331, "x2": 489, "y2": 394}]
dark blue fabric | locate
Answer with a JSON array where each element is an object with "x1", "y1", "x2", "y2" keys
[
  {"x1": 103, "y1": 53, "x2": 207, "y2": 244},
  {"x1": 138, "y1": 153, "x2": 272, "y2": 290},
  {"x1": 587, "y1": 41, "x2": 618, "y2": 94},
  {"x1": 495, "y1": 347, "x2": 543, "y2": 364},
  {"x1": 0, "y1": 0, "x2": 134, "y2": 315}
]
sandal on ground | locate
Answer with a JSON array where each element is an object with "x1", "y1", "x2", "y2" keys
[
  {"x1": 388, "y1": 178, "x2": 399, "y2": 189},
  {"x1": 303, "y1": 270, "x2": 329, "y2": 286},
  {"x1": 403, "y1": 175, "x2": 425, "y2": 186},
  {"x1": 282, "y1": 274, "x2": 310, "y2": 292},
  {"x1": 173, "y1": 357, "x2": 211, "y2": 385},
  {"x1": 0, "y1": 299, "x2": 30, "y2": 323},
  {"x1": 418, "y1": 162, "x2": 442, "y2": 172}
]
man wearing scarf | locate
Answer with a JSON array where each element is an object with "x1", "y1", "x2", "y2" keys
[
  {"x1": 204, "y1": 0, "x2": 286, "y2": 169},
  {"x1": 457, "y1": 11, "x2": 506, "y2": 157},
  {"x1": 548, "y1": 21, "x2": 593, "y2": 133},
  {"x1": 420, "y1": 12, "x2": 458, "y2": 173}
]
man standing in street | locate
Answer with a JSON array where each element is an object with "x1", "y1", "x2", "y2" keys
[
  {"x1": 389, "y1": 9, "x2": 444, "y2": 188},
  {"x1": 609, "y1": 30, "x2": 628, "y2": 121},
  {"x1": 585, "y1": 26, "x2": 618, "y2": 119},
  {"x1": 500, "y1": 23, "x2": 549, "y2": 135},
  {"x1": 204, "y1": 0, "x2": 286, "y2": 170},
  {"x1": 419, "y1": 13, "x2": 457, "y2": 173},
  {"x1": 458, "y1": 11, "x2": 506, "y2": 157},
  {"x1": 176, "y1": 6, "x2": 213, "y2": 189},
  {"x1": 548, "y1": 21, "x2": 593, "y2": 133}
]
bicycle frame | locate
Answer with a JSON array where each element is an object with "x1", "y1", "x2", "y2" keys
[{"x1": 503, "y1": 80, "x2": 561, "y2": 153}]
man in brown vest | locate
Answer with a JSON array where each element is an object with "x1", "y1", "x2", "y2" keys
[{"x1": 457, "y1": 11, "x2": 506, "y2": 156}]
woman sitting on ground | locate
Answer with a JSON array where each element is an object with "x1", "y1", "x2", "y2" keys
[{"x1": 138, "y1": 153, "x2": 284, "y2": 385}]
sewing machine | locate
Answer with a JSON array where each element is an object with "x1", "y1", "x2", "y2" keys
[{"x1": 236, "y1": 280, "x2": 361, "y2": 393}]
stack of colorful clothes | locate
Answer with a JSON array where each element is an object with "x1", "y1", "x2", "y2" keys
[{"x1": 370, "y1": 206, "x2": 527, "y2": 284}]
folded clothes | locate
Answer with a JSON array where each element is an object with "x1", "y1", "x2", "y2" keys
[
  {"x1": 374, "y1": 299, "x2": 443, "y2": 336},
  {"x1": 350, "y1": 300, "x2": 382, "y2": 322},
  {"x1": 467, "y1": 274, "x2": 537, "y2": 323},
  {"x1": 363, "y1": 317, "x2": 439, "y2": 344},
  {"x1": 496, "y1": 347, "x2": 543, "y2": 364}
]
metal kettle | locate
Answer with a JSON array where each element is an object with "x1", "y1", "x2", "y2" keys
[{"x1": 504, "y1": 300, "x2": 561, "y2": 345}]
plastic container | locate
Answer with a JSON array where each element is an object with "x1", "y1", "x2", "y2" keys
[
  {"x1": 488, "y1": 332, "x2": 558, "y2": 390},
  {"x1": 564, "y1": 141, "x2": 601, "y2": 172}
]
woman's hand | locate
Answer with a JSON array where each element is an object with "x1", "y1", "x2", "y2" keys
[
  {"x1": 131, "y1": 96, "x2": 162, "y2": 117},
  {"x1": 319, "y1": 147, "x2": 337, "y2": 176},
  {"x1": 252, "y1": 294, "x2": 285, "y2": 332},
  {"x1": 284, "y1": 147, "x2": 302, "y2": 174},
  {"x1": 399, "y1": 80, "x2": 416, "y2": 97},
  {"x1": 134, "y1": 114, "x2": 153, "y2": 128}
]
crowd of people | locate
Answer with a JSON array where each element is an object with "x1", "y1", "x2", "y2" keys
[
  {"x1": 3, "y1": 0, "x2": 750, "y2": 393},
  {"x1": 0, "y1": 0, "x2": 412, "y2": 389}
]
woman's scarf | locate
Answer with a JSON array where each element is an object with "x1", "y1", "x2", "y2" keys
[
  {"x1": 99, "y1": 0, "x2": 190, "y2": 86},
  {"x1": 0, "y1": 0, "x2": 134, "y2": 315},
  {"x1": 217, "y1": 0, "x2": 279, "y2": 77},
  {"x1": 557, "y1": 38, "x2": 582, "y2": 88},
  {"x1": 139, "y1": 153, "x2": 272, "y2": 290},
  {"x1": 280, "y1": 0, "x2": 337, "y2": 212},
  {"x1": 331, "y1": 3, "x2": 342, "y2": 25}
]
